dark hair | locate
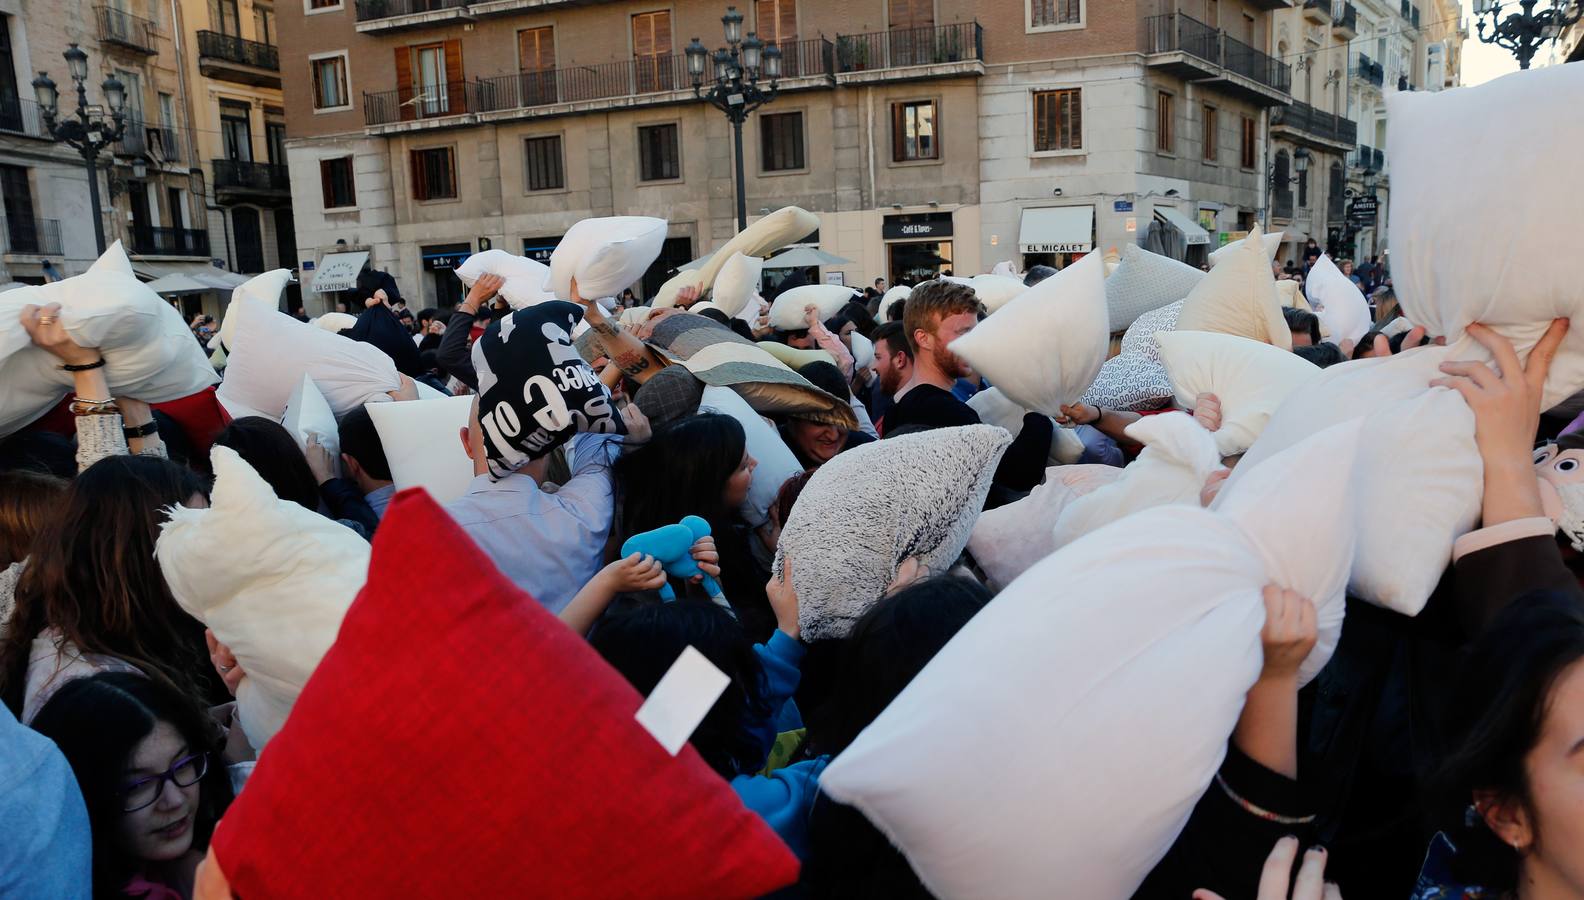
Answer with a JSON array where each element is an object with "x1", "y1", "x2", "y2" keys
[
  {"x1": 823, "y1": 314, "x2": 851, "y2": 336},
  {"x1": 872, "y1": 320, "x2": 912, "y2": 360},
  {"x1": 1353, "y1": 328, "x2": 1389, "y2": 360},
  {"x1": 696, "y1": 307, "x2": 732, "y2": 328},
  {"x1": 1023, "y1": 265, "x2": 1059, "y2": 287},
  {"x1": 1293, "y1": 342, "x2": 1348, "y2": 368},
  {"x1": 840, "y1": 301, "x2": 880, "y2": 339},
  {"x1": 772, "y1": 469, "x2": 816, "y2": 528},
  {"x1": 613, "y1": 413, "x2": 747, "y2": 541},
  {"x1": 885, "y1": 298, "x2": 907, "y2": 322},
  {"x1": 0, "y1": 429, "x2": 76, "y2": 480},
  {"x1": 0, "y1": 469, "x2": 66, "y2": 568},
  {"x1": 30, "y1": 672, "x2": 233, "y2": 896},
  {"x1": 417, "y1": 307, "x2": 439, "y2": 325},
  {"x1": 799, "y1": 361, "x2": 851, "y2": 403},
  {"x1": 1390, "y1": 328, "x2": 1429, "y2": 354},
  {"x1": 1282, "y1": 307, "x2": 1322, "y2": 345},
  {"x1": 589, "y1": 601, "x2": 771, "y2": 779},
  {"x1": 1431, "y1": 591, "x2": 1584, "y2": 889},
  {"x1": 213, "y1": 417, "x2": 320, "y2": 510},
  {"x1": 337, "y1": 405, "x2": 393, "y2": 482},
  {"x1": 874, "y1": 277, "x2": 885, "y2": 286},
  {"x1": 1, "y1": 456, "x2": 209, "y2": 716}
]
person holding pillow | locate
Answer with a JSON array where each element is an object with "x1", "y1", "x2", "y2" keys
[
  {"x1": 213, "y1": 417, "x2": 380, "y2": 539},
  {"x1": 862, "y1": 321, "x2": 912, "y2": 424},
  {"x1": 31, "y1": 672, "x2": 234, "y2": 899},
  {"x1": 335, "y1": 406, "x2": 396, "y2": 520}
]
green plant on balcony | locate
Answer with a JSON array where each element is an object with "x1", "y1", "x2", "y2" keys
[
  {"x1": 836, "y1": 36, "x2": 870, "y2": 72},
  {"x1": 935, "y1": 30, "x2": 963, "y2": 63}
]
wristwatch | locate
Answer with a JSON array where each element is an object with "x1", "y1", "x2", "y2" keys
[{"x1": 123, "y1": 420, "x2": 160, "y2": 440}]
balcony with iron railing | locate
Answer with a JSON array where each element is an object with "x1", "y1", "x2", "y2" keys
[
  {"x1": 0, "y1": 216, "x2": 63, "y2": 257},
  {"x1": 354, "y1": 0, "x2": 467, "y2": 31},
  {"x1": 95, "y1": 6, "x2": 158, "y2": 54},
  {"x1": 1142, "y1": 14, "x2": 1291, "y2": 105},
  {"x1": 1411, "y1": 5, "x2": 1420, "y2": 29},
  {"x1": 1272, "y1": 188, "x2": 1295, "y2": 222},
  {"x1": 128, "y1": 225, "x2": 210, "y2": 257},
  {"x1": 1303, "y1": 0, "x2": 1331, "y2": 24},
  {"x1": 0, "y1": 96, "x2": 56, "y2": 140},
  {"x1": 1351, "y1": 144, "x2": 1386, "y2": 173},
  {"x1": 1352, "y1": 53, "x2": 1385, "y2": 87},
  {"x1": 1270, "y1": 99, "x2": 1358, "y2": 148},
  {"x1": 1333, "y1": 1, "x2": 1358, "y2": 36},
  {"x1": 197, "y1": 31, "x2": 281, "y2": 87},
  {"x1": 212, "y1": 158, "x2": 291, "y2": 204},
  {"x1": 833, "y1": 22, "x2": 984, "y2": 77}
]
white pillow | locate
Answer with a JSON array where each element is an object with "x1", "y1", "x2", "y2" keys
[
  {"x1": 693, "y1": 207, "x2": 820, "y2": 296},
  {"x1": 878, "y1": 284, "x2": 912, "y2": 318},
  {"x1": 1208, "y1": 229, "x2": 1283, "y2": 266},
  {"x1": 850, "y1": 332, "x2": 875, "y2": 370},
  {"x1": 0, "y1": 241, "x2": 220, "y2": 437},
  {"x1": 156, "y1": 446, "x2": 369, "y2": 749},
  {"x1": 1274, "y1": 279, "x2": 1313, "y2": 313},
  {"x1": 775, "y1": 424, "x2": 1011, "y2": 640},
  {"x1": 711, "y1": 253, "x2": 764, "y2": 319},
  {"x1": 365, "y1": 395, "x2": 476, "y2": 503},
  {"x1": 311, "y1": 312, "x2": 357, "y2": 333},
  {"x1": 1104, "y1": 243, "x2": 1206, "y2": 332},
  {"x1": 1155, "y1": 330, "x2": 1322, "y2": 457},
  {"x1": 967, "y1": 464, "x2": 1125, "y2": 590},
  {"x1": 737, "y1": 294, "x2": 768, "y2": 325},
  {"x1": 282, "y1": 375, "x2": 340, "y2": 478},
  {"x1": 970, "y1": 273, "x2": 1026, "y2": 314},
  {"x1": 1388, "y1": 64, "x2": 1584, "y2": 411},
  {"x1": 219, "y1": 269, "x2": 291, "y2": 350},
  {"x1": 1218, "y1": 346, "x2": 1480, "y2": 615},
  {"x1": 820, "y1": 418, "x2": 1363, "y2": 900},
  {"x1": 767, "y1": 284, "x2": 859, "y2": 331},
  {"x1": 547, "y1": 217, "x2": 668, "y2": 301},
  {"x1": 454, "y1": 247, "x2": 550, "y2": 306},
  {"x1": 218, "y1": 294, "x2": 401, "y2": 422},
  {"x1": 698, "y1": 386, "x2": 802, "y2": 528},
  {"x1": 1306, "y1": 255, "x2": 1371, "y2": 345},
  {"x1": 619, "y1": 306, "x2": 653, "y2": 329},
  {"x1": 949, "y1": 249, "x2": 1109, "y2": 418},
  {"x1": 1050, "y1": 411, "x2": 1222, "y2": 551},
  {"x1": 650, "y1": 269, "x2": 707, "y2": 310},
  {"x1": 965, "y1": 386, "x2": 1080, "y2": 466},
  {"x1": 1176, "y1": 224, "x2": 1292, "y2": 351}
]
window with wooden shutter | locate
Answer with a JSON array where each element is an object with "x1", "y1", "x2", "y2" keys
[
  {"x1": 632, "y1": 11, "x2": 673, "y2": 93},
  {"x1": 320, "y1": 156, "x2": 355, "y2": 209},
  {"x1": 889, "y1": 0, "x2": 933, "y2": 29},
  {"x1": 1156, "y1": 91, "x2": 1173, "y2": 153},
  {"x1": 410, "y1": 147, "x2": 456, "y2": 201},
  {"x1": 891, "y1": 100, "x2": 937, "y2": 162},
  {"x1": 755, "y1": 0, "x2": 797, "y2": 75},
  {"x1": 524, "y1": 135, "x2": 564, "y2": 191},
  {"x1": 518, "y1": 26, "x2": 556, "y2": 106},
  {"x1": 760, "y1": 112, "x2": 804, "y2": 171},
  {"x1": 393, "y1": 46, "x2": 413, "y2": 120},
  {"x1": 1029, "y1": 0, "x2": 1081, "y2": 28},
  {"x1": 311, "y1": 55, "x2": 348, "y2": 110},
  {"x1": 1202, "y1": 105, "x2": 1216, "y2": 161},
  {"x1": 637, "y1": 123, "x2": 680, "y2": 181},
  {"x1": 1033, "y1": 88, "x2": 1080, "y2": 152}
]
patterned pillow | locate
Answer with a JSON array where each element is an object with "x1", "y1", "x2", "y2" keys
[
  {"x1": 1120, "y1": 300, "x2": 1185, "y2": 362},
  {"x1": 1080, "y1": 354, "x2": 1175, "y2": 412},
  {"x1": 1104, "y1": 244, "x2": 1205, "y2": 333}
]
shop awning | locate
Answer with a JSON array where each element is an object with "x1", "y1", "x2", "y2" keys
[
  {"x1": 1153, "y1": 207, "x2": 1212, "y2": 246},
  {"x1": 135, "y1": 262, "x2": 251, "y2": 293},
  {"x1": 1018, "y1": 206, "x2": 1094, "y2": 254},
  {"x1": 312, "y1": 251, "x2": 370, "y2": 293}
]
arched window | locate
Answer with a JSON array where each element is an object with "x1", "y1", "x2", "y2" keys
[{"x1": 1272, "y1": 150, "x2": 1292, "y2": 220}]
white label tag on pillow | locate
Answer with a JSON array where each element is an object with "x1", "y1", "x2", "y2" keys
[{"x1": 634, "y1": 646, "x2": 730, "y2": 756}]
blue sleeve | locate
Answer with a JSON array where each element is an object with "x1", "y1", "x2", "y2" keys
[
  {"x1": 746, "y1": 630, "x2": 806, "y2": 764},
  {"x1": 731, "y1": 757, "x2": 830, "y2": 860}
]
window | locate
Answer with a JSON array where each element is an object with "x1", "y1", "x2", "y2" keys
[
  {"x1": 1297, "y1": 166, "x2": 1309, "y2": 208},
  {"x1": 632, "y1": 11, "x2": 673, "y2": 93},
  {"x1": 1032, "y1": 88, "x2": 1081, "y2": 152},
  {"x1": 755, "y1": 0, "x2": 798, "y2": 74},
  {"x1": 1155, "y1": 91, "x2": 1173, "y2": 153},
  {"x1": 1240, "y1": 114, "x2": 1256, "y2": 169},
  {"x1": 253, "y1": 4, "x2": 274, "y2": 44},
  {"x1": 0, "y1": 164, "x2": 40, "y2": 253},
  {"x1": 1029, "y1": 0, "x2": 1082, "y2": 30},
  {"x1": 233, "y1": 207, "x2": 264, "y2": 273},
  {"x1": 310, "y1": 53, "x2": 349, "y2": 110},
  {"x1": 760, "y1": 111, "x2": 805, "y2": 172},
  {"x1": 212, "y1": 0, "x2": 242, "y2": 35},
  {"x1": 265, "y1": 120, "x2": 286, "y2": 166},
  {"x1": 410, "y1": 146, "x2": 457, "y2": 200},
  {"x1": 1201, "y1": 105, "x2": 1216, "y2": 161},
  {"x1": 892, "y1": 100, "x2": 937, "y2": 162},
  {"x1": 518, "y1": 26, "x2": 556, "y2": 106},
  {"x1": 320, "y1": 156, "x2": 356, "y2": 208},
  {"x1": 395, "y1": 39, "x2": 462, "y2": 120},
  {"x1": 220, "y1": 100, "x2": 252, "y2": 162},
  {"x1": 524, "y1": 135, "x2": 564, "y2": 191},
  {"x1": 637, "y1": 123, "x2": 680, "y2": 181},
  {"x1": 889, "y1": 0, "x2": 933, "y2": 28},
  {"x1": 413, "y1": 42, "x2": 450, "y2": 116},
  {"x1": 307, "y1": 0, "x2": 341, "y2": 10},
  {"x1": 0, "y1": 16, "x2": 19, "y2": 132}
]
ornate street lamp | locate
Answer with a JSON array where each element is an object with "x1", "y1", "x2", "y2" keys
[
  {"x1": 686, "y1": 7, "x2": 782, "y2": 232},
  {"x1": 1473, "y1": 0, "x2": 1581, "y2": 69},
  {"x1": 33, "y1": 43, "x2": 128, "y2": 253}
]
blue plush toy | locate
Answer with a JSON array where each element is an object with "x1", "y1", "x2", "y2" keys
[{"x1": 618, "y1": 515, "x2": 721, "y2": 600}]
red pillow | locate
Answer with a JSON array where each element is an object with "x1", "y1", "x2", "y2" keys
[
  {"x1": 152, "y1": 386, "x2": 231, "y2": 456},
  {"x1": 211, "y1": 488, "x2": 799, "y2": 897}
]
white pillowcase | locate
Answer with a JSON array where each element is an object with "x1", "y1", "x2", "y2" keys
[
  {"x1": 970, "y1": 273, "x2": 1026, "y2": 314},
  {"x1": 454, "y1": 248, "x2": 554, "y2": 309},
  {"x1": 219, "y1": 269, "x2": 292, "y2": 350},
  {"x1": 950, "y1": 249, "x2": 1109, "y2": 418},
  {"x1": 711, "y1": 253, "x2": 764, "y2": 319},
  {"x1": 1176, "y1": 224, "x2": 1292, "y2": 351},
  {"x1": 156, "y1": 446, "x2": 369, "y2": 749},
  {"x1": 1105, "y1": 243, "x2": 1206, "y2": 332},
  {"x1": 768, "y1": 284, "x2": 859, "y2": 331},
  {"x1": 282, "y1": 375, "x2": 340, "y2": 477},
  {"x1": 821, "y1": 419, "x2": 1363, "y2": 900},
  {"x1": 619, "y1": 306, "x2": 653, "y2": 329},
  {"x1": 693, "y1": 206, "x2": 820, "y2": 296},
  {"x1": 0, "y1": 241, "x2": 220, "y2": 437},
  {"x1": 850, "y1": 332, "x2": 875, "y2": 370},
  {"x1": 548, "y1": 217, "x2": 667, "y2": 301},
  {"x1": 1155, "y1": 330, "x2": 1322, "y2": 457},
  {"x1": 878, "y1": 284, "x2": 912, "y2": 318},
  {"x1": 1208, "y1": 229, "x2": 1283, "y2": 266},
  {"x1": 698, "y1": 386, "x2": 802, "y2": 528},
  {"x1": 365, "y1": 396, "x2": 476, "y2": 503},
  {"x1": 1218, "y1": 346, "x2": 1480, "y2": 615},
  {"x1": 1306, "y1": 255, "x2": 1371, "y2": 345},
  {"x1": 968, "y1": 464, "x2": 1124, "y2": 590},
  {"x1": 966, "y1": 387, "x2": 1082, "y2": 465},
  {"x1": 311, "y1": 312, "x2": 357, "y2": 333},
  {"x1": 650, "y1": 269, "x2": 706, "y2": 310},
  {"x1": 1388, "y1": 63, "x2": 1584, "y2": 411}
]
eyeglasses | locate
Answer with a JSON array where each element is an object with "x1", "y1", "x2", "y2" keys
[{"x1": 120, "y1": 752, "x2": 208, "y2": 812}]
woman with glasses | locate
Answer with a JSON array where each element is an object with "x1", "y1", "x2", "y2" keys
[{"x1": 30, "y1": 672, "x2": 232, "y2": 899}]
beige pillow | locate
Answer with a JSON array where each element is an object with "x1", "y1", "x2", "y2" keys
[{"x1": 1176, "y1": 224, "x2": 1292, "y2": 350}]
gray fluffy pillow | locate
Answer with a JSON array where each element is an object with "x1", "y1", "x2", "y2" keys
[
  {"x1": 1105, "y1": 245, "x2": 1205, "y2": 332},
  {"x1": 774, "y1": 424, "x2": 1012, "y2": 640}
]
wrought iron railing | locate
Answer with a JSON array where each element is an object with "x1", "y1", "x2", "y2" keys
[
  {"x1": 129, "y1": 226, "x2": 210, "y2": 256},
  {"x1": 1223, "y1": 33, "x2": 1291, "y2": 93},
  {"x1": 834, "y1": 22, "x2": 983, "y2": 72},
  {"x1": 1143, "y1": 14, "x2": 1291, "y2": 93},
  {"x1": 1334, "y1": 1, "x2": 1358, "y2": 32},
  {"x1": 0, "y1": 96, "x2": 54, "y2": 139},
  {"x1": 354, "y1": 0, "x2": 465, "y2": 21},
  {"x1": 197, "y1": 30, "x2": 279, "y2": 70},
  {"x1": 1272, "y1": 190, "x2": 1295, "y2": 221},
  {"x1": 1271, "y1": 99, "x2": 1358, "y2": 145},
  {"x1": 0, "y1": 216, "x2": 63, "y2": 256},
  {"x1": 1303, "y1": 0, "x2": 1331, "y2": 19},
  {"x1": 213, "y1": 159, "x2": 290, "y2": 192},
  {"x1": 1352, "y1": 53, "x2": 1385, "y2": 86},
  {"x1": 95, "y1": 6, "x2": 158, "y2": 53},
  {"x1": 146, "y1": 124, "x2": 182, "y2": 163}
]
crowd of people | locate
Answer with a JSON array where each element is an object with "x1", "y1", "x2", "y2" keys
[{"x1": 1, "y1": 203, "x2": 1581, "y2": 900}]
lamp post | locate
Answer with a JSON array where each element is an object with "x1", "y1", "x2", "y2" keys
[
  {"x1": 32, "y1": 43, "x2": 127, "y2": 255},
  {"x1": 685, "y1": 7, "x2": 782, "y2": 233},
  {"x1": 1473, "y1": 0, "x2": 1581, "y2": 69}
]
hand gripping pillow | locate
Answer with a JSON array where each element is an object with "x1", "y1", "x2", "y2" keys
[
  {"x1": 1306, "y1": 255, "x2": 1371, "y2": 345},
  {"x1": 1104, "y1": 243, "x2": 1206, "y2": 332},
  {"x1": 218, "y1": 295, "x2": 401, "y2": 422},
  {"x1": 282, "y1": 375, "x2": 339, "y2": 477},
  {"x1": 619, "y1": 305, "x2": 654, "y2": 329},
  {"x1": 820, "y1": 419, "x2": 1364, "y2": 900},
  {"x1": 1050, "y1": 412, "x2": 1222, "y2": 551},
  {"x1": 949, "y1": 249, "x2": 1109, "y2": 418},
  {"x1": 548, "y1": 217, "x2": 668, "y2": 301},
  {"x1": 692, "y1": 206, "x2": 821, "y2": 294},
  {"x1": 698, "y1": 386, "x2": 802, "y2": 528},
  {"x1": 1388, "y1": 64, "x2": 1584, "y2": 411},
  {"x1": 365, "y1": 396, "x2": 476, "y2": 503},
  {"x1": 967, "y1": 464, "x2": 1125, "y2": 591},
  {"x1": 768, "y1": 284, "x2": 859, "y2": 331},
  {"x1": 651, "y1": 269, "x2": 707, "y2": 310},
  {"x1": 156, "y1": 447, "x2": 369, "y2": 749},
  {"x1": 1155, "y1": 330, "x2": 1322, "y2": 457},
  {"x1": 1176, "y1": 224, "x2": 1292, "y2": 351},
  {"x1": 1218, "y1": 346, "x2": 1481, "y2": 615},
  {"x1": 967, "y1": 387, "x2": 1083, "y2": 465},
  {"x1": 711, "y1": 252, "x2": 764, "y2": 319},
  {"x1": 0, "y1": 242, "x2": 219, "y2": 437},
  {"x1": 1208, "y1": 229, "x2": 1283, "y2": 267},
  {"x1": 774, "y1": 424, "x2": 1011, "y2": 640},
  {"x1": 205, "y1": 489, "x2": 799, "y2": 898},
  {"x1": 456, "y1": 249, "x2": 556, "y2": 310},
  {"x1": 970, "y1": 273, "x2": 1027, "y2": 315}
]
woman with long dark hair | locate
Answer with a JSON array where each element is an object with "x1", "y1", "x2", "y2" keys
[
  {"x1": 0, "y1": 456, "x2": 216, "y2": 722},
  {"x1": 212, "y1": 417, "x2": 378, "y2": 537},
  {"x1": 31, "y1": 671, "x2": 233, "y2": 899}
]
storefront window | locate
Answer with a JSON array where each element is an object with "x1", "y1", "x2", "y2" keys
[{"x1": 888, "y1": 241, "x2": 953, "y2": 288}]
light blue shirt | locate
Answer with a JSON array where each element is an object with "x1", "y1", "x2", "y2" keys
[
  {"x1": 0, "y1": 704, "x2": 91, "y2": 899},
  {"x1": 443, "y1": 434, "x2": 621, "y2": 614},
  {"x1": 365, "y1": 483, "x2": 396, "y2": 519}
]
